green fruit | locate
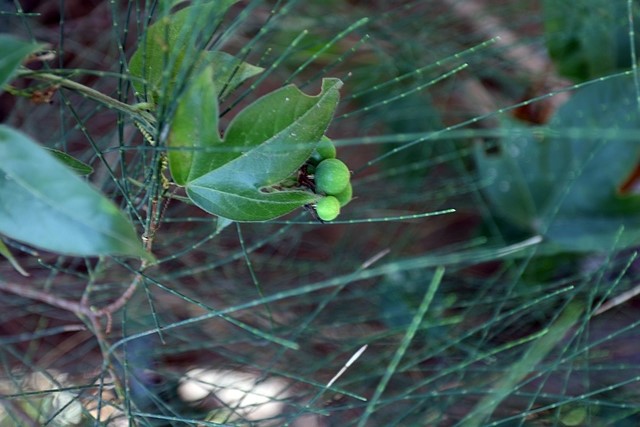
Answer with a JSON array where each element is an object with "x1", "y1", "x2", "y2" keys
[
  {"x1": 314, "y1": 158, "x2": 350, "y2": 195},
  {"x1": 310, "y1": 136, "x2": 337, "y2": 164},
  {"x1": 315, "y1": 196, "x2": 340, "y2": 221},
  {"x1": 316, "y1": 136, "x2": 337, "y2": 159},
  {"x1": 334, "y1": 182, "x2": 352, "y2": 207}
]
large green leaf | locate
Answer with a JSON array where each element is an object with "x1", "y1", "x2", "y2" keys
[
  {"x1": 128, "y1": 0, "x2": 238, "y2": 102},
  {"x1": 168, "y1": 54, "x2": 263, "y2": 184},
  {"x1": 168, "y1": 66, "x2": 221, "y2": 185},
  {"x1": 543, "y1": 0, "x2": 640, "y2": 81},
  {"x1": 0, "y1": 34, "x2": 43, "y2": 91},
  {"x1": 185, "y1": 78, "x2": 343, "y2": 221},
  {"x1": 475, "y1": 74, "x2": 640, "y2": 252},
  {"x1": 474, "y1": 122, "x2": 556, "y2": 230},
  {"x1": 206, "y1": 51, "x2": 264, "y2": 100},
  {"x1": 0, "y1": 126, "x2": 150, "y2": 259}
]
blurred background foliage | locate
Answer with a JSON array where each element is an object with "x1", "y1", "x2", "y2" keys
[{"x1": 2, "y1": 0, "x2": 640, "y2": 425}]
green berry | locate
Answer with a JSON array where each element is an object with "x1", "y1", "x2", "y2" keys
[
  {"x1": 334, "y1": 182, "x2": 352, "y2": 207},
  {"x1": 315, "y1": 196, "x2": 340, "y2": 221},
  {"x1": 316, "y1": 136, "x2": 337, "y2": 159},
  {"x1": 310, "y1": 136, "x2": 337, "y2": 164},
  {"x1": 314, "y1": 158, "x2": 350, "y2": 195}
]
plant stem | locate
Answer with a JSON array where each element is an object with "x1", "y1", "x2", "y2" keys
[
  {"x1": 14, "y1": 69, "x2": 156, "y2": 130},
  {"x1": 95, "y1": 259, "x2": 149, "y2": 319},
  {"x1": 0, "y1": 279, "x2": 92, "y2": 316},
  {"x1": 0, "y1": 259, "x2": 149, "y2": 324}
]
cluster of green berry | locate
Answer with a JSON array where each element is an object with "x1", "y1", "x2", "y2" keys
[{"x1": 306, "y1": 136, "x2": 352, "y2": 221}]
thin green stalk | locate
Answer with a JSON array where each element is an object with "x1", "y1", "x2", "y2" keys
[
  {"x1": 459, "y1": 301, "x2": 584, "y2": 427},
  {"x1": 357, "y1": 266, "x2": 445, "y2": 427},
  {"x1": 13, "y1": 69, "x2": 156, "y2": 132}
]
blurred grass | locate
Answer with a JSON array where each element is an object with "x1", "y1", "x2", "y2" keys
[{"x1": 1, "y1": 0, "x2": 640, "y2": 425}]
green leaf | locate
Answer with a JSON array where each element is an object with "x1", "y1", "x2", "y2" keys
[
  {"x1": 128, "y1": 0, "x2": 239, "y2": 102},
  {"x1": 474, "y1": 123, "x2": 551, "y2": 230},
  {"x1": 216, "y1": 216, "x2": 234, "y2": 233},
  {"x1": 0, "y1": 34, "x2": 44, "y2": 91},
  {"x1": 46, "y1": 149, "x2": 93, "y2": 175},
  {"x1": 475, "y1": 74, "x2": 640, "y2": 252},
  {"x1": 0, "y1": 126, "x2": 150, "y2": 259},
  {"x1": 543, "y1": 0, "x2": 640, "y2": 81},
  {"x1": 0, "y1": 239, "x2": 29, "y2": 276},
  {"x1": 206, "y1": 51, "x2": 264, "y2": 100},
  {"x1": 168, "y1": 66, "x2": 221, "y2": 185},
  {"x1": 546, "y1": 75, "x2": 640, "y2": 214},
  {"x1": 165, "y1": 53, "x2": 262, "y2": 180},
  {"x1": 186, "y1": 78, "x2": 343, "y2": 221},
  {"x1": 187, "y1": 188, "x2": 319, "y2": 222}
]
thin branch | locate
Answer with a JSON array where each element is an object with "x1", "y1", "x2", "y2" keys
[
  {"x1": 95, "y1": 260, "x2": 149, "y2": 318},
  {"x1": 0, "y1": 258, "x2": 149, "y2": 323},
  {"x1": 13, "y1": 69, "x2": 156, "y2": 131},
  {"x1": 0, "y1": 279, "x2": 92, "y2": 316},
  {"x1": 595, "y1": 283, "x2": 640, "y2": 315}
]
